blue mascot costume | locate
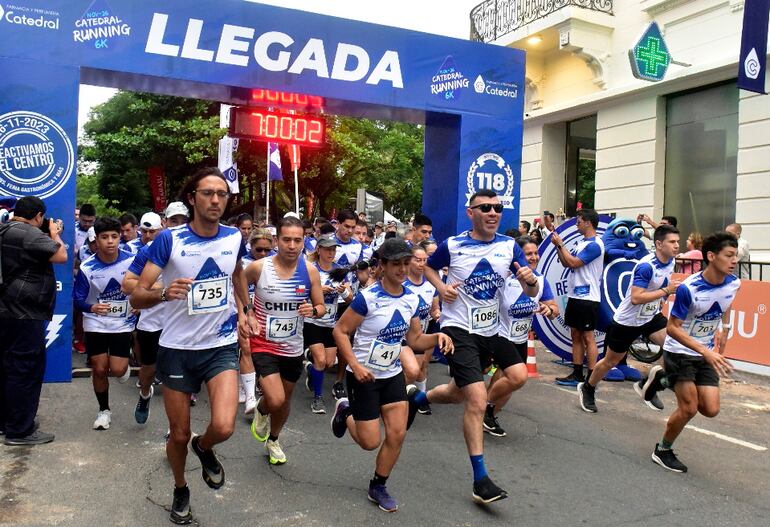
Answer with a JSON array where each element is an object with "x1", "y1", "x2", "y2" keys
[{"x1": 598, "y1": 218, "x2": 648, "y2": 382}]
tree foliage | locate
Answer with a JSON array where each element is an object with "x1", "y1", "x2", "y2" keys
[{"x1": 81, "y1": 91, "x2": 424, "y2": 221}]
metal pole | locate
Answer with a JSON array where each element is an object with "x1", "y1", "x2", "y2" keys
[
  {"x1": 293, "y1": 144, "x2": 300, "y2": 215},
  {"x1": 266, "y1": 143, "x2": 270, "y2": 225}
]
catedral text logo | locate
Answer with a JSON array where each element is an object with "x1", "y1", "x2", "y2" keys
[
  {"x1": 473, "y1": 75, "x2": 518, "y2": 99},
  {"x1": 0, "y1": 3, "x2": 60, "y2": 30},
  {"x1": 0, "y1": 111, "x2": 74, "y2": 199},
  {"x1": 144, "y1": 13, "x2": 403, "y2": 88},
  {"x1": 73, "y1": 0, "x2": 131, "y2": 49}
]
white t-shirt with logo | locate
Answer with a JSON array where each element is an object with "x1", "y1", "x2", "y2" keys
[
  {"x1": 403, "y1": 276, "x2": 437, "y2": 333},
  {"x1": 306, "y1": 262, "x2": 342, "y2": 329},
  {"x1": 567, "y1": 236, "x2": 604, "y2": 303},
  {"x1": 74, "y1": 250, "x2": 137, "y2": 333},
  {"x1": 613, "y1": 253, "x2": 675, "y2": 327},
  {"x1": 498, "y1": 271, "x2": 554, "y2": 344},
  {"x1": 128, "y1": 241, "x2": 166, "y2": 333},
  {"x1": 663, "y1": 273, "x2": 740, "y2": 357},
  {"x1": 427, "y1": 232, "x2": 529, "y2": 337},
  {"x1": 146, "y1": 224, "x2": 244, "y2": 350},
  {"x1": 348, "y1": 283, "x2": 420, "y2": 379}
]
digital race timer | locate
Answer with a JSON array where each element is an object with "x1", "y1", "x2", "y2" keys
[{"x1": 229, "y1": 107, "x2": 325, "y2": 148}]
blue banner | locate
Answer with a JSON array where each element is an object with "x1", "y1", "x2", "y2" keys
[
  {"x1": 268, "y1": 143, "x2": 283, "y2": 181},
  {"x1": 0, "y1": 57, "x2": 79, "y2": 382},
  {"x1": 738, "y1": 0, "x2": 770, "y2": 94}
]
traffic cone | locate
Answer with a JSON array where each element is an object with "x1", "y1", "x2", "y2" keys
[{"x1": 526, "y1": 331, "x2": 539, "y2": 378}]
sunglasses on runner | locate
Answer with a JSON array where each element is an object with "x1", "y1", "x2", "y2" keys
[{"x1": 470, "y1": 203, "x2": 504, "y2": 213}]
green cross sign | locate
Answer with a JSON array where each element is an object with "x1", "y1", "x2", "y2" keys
[{"x1": 629, "y1": 22, "x2": 671, "y2": 82}]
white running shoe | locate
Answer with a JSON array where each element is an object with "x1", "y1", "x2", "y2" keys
[
  {"x1": 266, "y1": 438, "x2": 287, "y2": 465},
  {"x1": 117, "y1": 367, "x2": 131, "y2": 384},
  {"x1": 244, "y1": 395, "x2": 257, "y2": 416},
  {"x1": 93, "y1": 410, "x2": 111, "y2": 430}
]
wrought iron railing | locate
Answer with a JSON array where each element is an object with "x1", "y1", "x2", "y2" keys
[
  {"x1": 470, "y1": 0, "x2": 613, "y2": 43},
  {"x1": 676, "y1": 257, "x2": 769, "y2": 282}
]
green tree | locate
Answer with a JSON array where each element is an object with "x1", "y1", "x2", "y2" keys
[
  {"x1": 81, "y1": 91, "x2": 223, "y2": 217},
  {"x1": 75, "y1": 173, "x2": 121, "y2": 217}
]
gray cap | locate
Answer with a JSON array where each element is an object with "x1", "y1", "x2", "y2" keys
[
  {"x1": 377, "y1": 238, "x2": 412, "y2": 260},
  {"x1": 316, "y1": 234, "x2": 339, "y2": 248}
]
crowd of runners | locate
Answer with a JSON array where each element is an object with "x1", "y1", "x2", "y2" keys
[{"x1": 63, "y1": 167, "x2": 741, "y2": 524}]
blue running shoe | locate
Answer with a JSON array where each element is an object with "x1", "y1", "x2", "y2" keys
[
  {"x1": 368, "y1": 484, "x2": 398, "y2": 512},
  {"x1": 134, "y1": 385, "x2": 153, "y2": 424},
  {"x1": 555, "y1": 371, "x2": 582, "y2": 387},
  {"x1": 331, "y1": 398, "x2": 350, "y2": 438}
]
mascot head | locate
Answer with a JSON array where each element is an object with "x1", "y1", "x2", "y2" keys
[{"x1": 602, "y1": 218, "x2": 648, "y2": 263}]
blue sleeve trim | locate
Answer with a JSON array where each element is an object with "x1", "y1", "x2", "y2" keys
[
  {"x1": 147, "y1": 229, "x2": 172, "y2": 268},
  {"x1": 632, "y1": 262, "x2": 654, "y2": 289},
  {"x1": 427, "y1": 239, "x2": 450, "y2": 270},
  {"x1": 577, "y1": 241, "x2": 602, "y2": 265},
  {"x1": 670, "y1": 284, "x2": 693, "y2": 320},
  {"x1": 349, "y1": 292, "x2": 368, "y2": 316},
  {"x1": 72, "y1": 270, "x2": 93, "y2": 313}
]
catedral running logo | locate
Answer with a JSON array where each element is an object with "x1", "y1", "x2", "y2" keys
[
  {"x1": 0, "y1": 3, "x2": 60, "y2": 30},
  {"x1": 0, "y1": 111, "x2": 74, "y2": 198},
  {"x1": 144, "y1": 13, "x2": 403, "y2": 88},
  {"x1": 73, "y1": 6, "x2": 131, "y2": 49}
]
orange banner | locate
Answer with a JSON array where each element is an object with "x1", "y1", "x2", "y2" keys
[{"x1": 665, "y1": 274, "x2": 770, "y2": 367}]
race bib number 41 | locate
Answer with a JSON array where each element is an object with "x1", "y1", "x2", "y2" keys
[
  {"x1": 188, "y1": 277, "x2": 230, "y2": 315},
  {"x1": 366, "y1": 340, "x2": 401, "y2": 372}
]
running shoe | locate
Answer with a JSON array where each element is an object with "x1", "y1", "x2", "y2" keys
[
  {"x1": 332, "y1": 381, "x2": 347, "y2": 400},
  {"x1": 244, "y1": 396, "x2": 257, "y2": 416},
  {"x1": 417, "y1": 402, "x2": 432, "y2": 415},
  {"x1": 169, "y1": 485, "x2": 193, "y2": 525},
  {"x1": 331, "y1": 397, "x2": 350, "y2": 438},
  {"x1": 311, "y1": 395, "x2": 326, "y2": 414},
  {"x1": 250, "y1": 398, "x2": 270, "y2": 442},
  {"x1": 577, "y1": 382, "x2": 597, "y2": 413},
  {"x1": 406, "y1": 385, "x2": 421, "y2": 430},
  {"x1": 555, "y1": 371, "x2": 583, "y2": 387},
  {"x1": 189, "y1": 393, "x2": 197, "y2": 407},
  {"x1": 634, "y1": 380, "x2": 664, "y2": 411},
  {"x1": 73, "y1": 341, "x2": 86, "y2": 354},
  {"x1": 3, "y1": 430, "x2": 54, "y2": 446},
  {"x1": 134, "y1": 385, "x2": 154, "y2": 424},
  {"x1": 190, "y1": 434, "x2": 225, "y2": 489},
  {"x1": 93, "y1": 410, "x2": 111, "y2": 430},
  {"x1": 266, "y1": 438, "x2": 287, "y2": 465},
  {"x1": 651, "y1": 445, "x2": 688, "y2": 473},
  {"x1": 117, "y1": 366, "x2": 131, "y2": 384},
  {"x1": 472, "y1": 476, "x2": 508, "y2": 504},
  {"x1": 304, "y1": 361, "x2": 313, "y2": 393},
  {"x1": 482, "y1": 413, "x2": 506, "y2": 437},
  {"x1": 368, "y1": 484, "x2": 398, "y2": 512}
]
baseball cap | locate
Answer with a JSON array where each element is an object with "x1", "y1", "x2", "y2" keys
[
  {"x1": 316, "y1": 234, "x2": 339, "y2": 248},
  {"x1": 377, "y1": 238, "x2": 412, "y2": 260},
  {"x1": 283, "y1": 211, "x2": 301, "y2": 219},
  {"x1": 164, "y1": 201, "x2": 189, "y2": 219},
  {"x1": 375, "y1": 221, "x2": 384, "y2": 228},
  {"x1": 140, "y1": 212, "x2": 162, "y2": 230},
  {"x1": 87, "y1": 227, "x2": 96, "y2": 243}
]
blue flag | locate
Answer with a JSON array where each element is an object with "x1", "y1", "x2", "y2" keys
[
  {"x1": 738, "y1": 0, "x2": 770, "y2": 93},
  {"x1": 268, "y1": 142, "x2": 283, "y2": 181}
]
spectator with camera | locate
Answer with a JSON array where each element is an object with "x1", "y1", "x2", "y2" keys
[{"x1": 0, "y1": 196, "x2": 68, "y2": 445}]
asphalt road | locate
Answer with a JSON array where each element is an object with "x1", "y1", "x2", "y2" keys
[{"x1": 2, "y1": 348, "x2": 769, "y2": 527}]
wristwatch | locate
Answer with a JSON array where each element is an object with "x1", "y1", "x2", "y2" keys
[
  {"x1": 160, "y1": 287, "x2": 168, "y2": 302},
  {"x1": 243, "y1": 304, "x2": 253, "y2": 315},
  {"x1": 312, "y1": 305, "x2": 321, "y2": 318}
]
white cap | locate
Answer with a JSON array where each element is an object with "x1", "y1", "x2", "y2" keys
[
  {"x1": 283, "y1": 211, "x2": 301, "y2": 219},
  {"x1": 164, "y1": 201, "x2": 189, "y2": 219},
  {"x1": 87, "y1": 226, "x2": 96, "y2": 243},
  {"x1": 140, "y1": 212, "x2": 162, "y2": 230}
]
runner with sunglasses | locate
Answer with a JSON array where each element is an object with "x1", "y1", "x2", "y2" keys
[{"x1": 418, "y1": 189, "x2": 538, "y2": 504}]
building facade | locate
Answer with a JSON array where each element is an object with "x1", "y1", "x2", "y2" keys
[{"x1": 471, "y1": 0, "x2": 769, "y2": 259}]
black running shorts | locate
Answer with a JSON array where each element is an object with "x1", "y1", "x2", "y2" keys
[
  {"x1": 564, "y1": 298, "x2": 600, "y2": 331},
  {"x1": 156, "y1": 343, "x2": 239, "y2": 394},
  {"x1": 442, "y1": 326, "x2": 523, "y2": 388},
  {"x1": 663, "y1": 350, "x2": 720, "y2": 387},
  {"x1": 346, "y1": 370, "x2": 407, "y2": 421},
  {"x1": 136, "y1": 329, "x2": 162, "y2": 366},
  {"x1": 605, "y1": 314, "x2": 667, "y2": 353},
  {"x1": 251, "y1": 352, "x2": 304, "y2": 383},
  {"x1": 85, "y1": 331, "x2": 132, "y2": 358},
  {"x1": 303, "y1": 322, "x2": 336, "y2": 349}
]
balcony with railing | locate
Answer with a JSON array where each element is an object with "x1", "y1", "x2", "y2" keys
[{"x1": 470, "y1": 0, "x2": 614, "y2": 43}]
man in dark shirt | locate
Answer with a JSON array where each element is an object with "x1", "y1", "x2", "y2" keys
[{"x1": 0, "y1": 196, "x2": 68, "y2": 445}]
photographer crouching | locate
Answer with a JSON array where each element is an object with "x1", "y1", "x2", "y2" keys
[{"x1": 0, "y1": 196, "x2": 68, "y2": 445}]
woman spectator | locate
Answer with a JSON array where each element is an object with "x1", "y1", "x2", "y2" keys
[
  {"x1": 677, "y1": 232, "x2": 703, "y2": 274},
  {"x1": 529, "y1": 228, "x2": 544, "y2": 246}
]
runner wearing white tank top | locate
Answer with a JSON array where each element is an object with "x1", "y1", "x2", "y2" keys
[{"x1": 243, "y1": 217, "x2": 325, "y2": 465}]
